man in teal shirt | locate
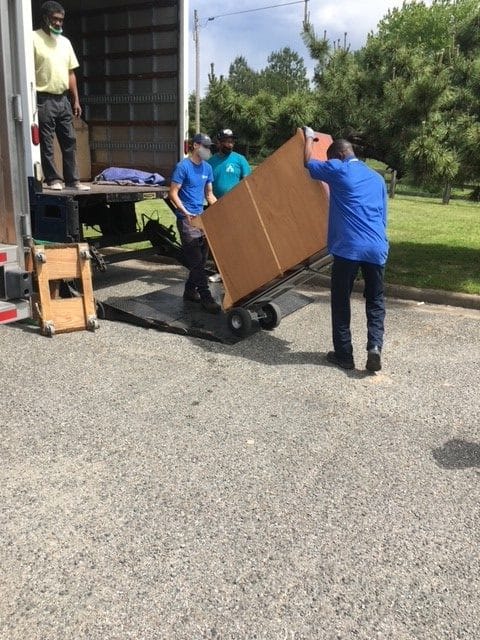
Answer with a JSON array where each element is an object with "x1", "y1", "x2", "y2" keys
[
  {"x1": 208, "y1": 129, "x2": 252, "y2": 198},
  {"x1": 207, "y1": 128, "x2": 252, "y2": 282}
]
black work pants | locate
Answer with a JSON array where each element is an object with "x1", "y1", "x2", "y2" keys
[
  {"x1": 331, "y1": 255, "x2": 386, "y2": 357},
  {"x1": 37, "y1": 92, "x2": 79, "y2": 185},
  {"x1": 176, "y1": 218, "x2": 211, "y2": 299}
]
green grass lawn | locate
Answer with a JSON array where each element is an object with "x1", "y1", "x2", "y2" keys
[
  {"x1": 83, "y1": 199, "x2": 176, "y2": 250},
  {"x1": 387, "y1": 195, "x2": 480, "y2": 294},
  {"x1": 136, "y1": 199, "x2": 175, "y2": 227}
]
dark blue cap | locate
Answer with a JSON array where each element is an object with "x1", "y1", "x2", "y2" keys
[{"x1": 192, "y1": 133, "x2": 212, "y2": 147}]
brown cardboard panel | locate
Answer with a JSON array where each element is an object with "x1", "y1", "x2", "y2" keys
[
  {"x1": 53, "y1": 118, "x2": 91, "y2": 181},
  {"x1": 311, "y1": 132, "x2": 333, "y2": 161},
  {"x1": 200, "y1": 181, "x2": 281, "y2": 306},
  {"x1": 200, "y1": 129, "x2": 332, "y2": 309},
  {"x1": 246, "y1": 131, "x2": 330, "y2": 271}
]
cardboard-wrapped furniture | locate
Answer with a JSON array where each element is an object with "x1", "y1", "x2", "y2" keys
[{"x1": 193, "y1": 129, "x2": 333, "y2": 336}]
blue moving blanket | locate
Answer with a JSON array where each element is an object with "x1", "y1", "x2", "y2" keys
[{"x1": 94, "y1": 167, "x2": 165, "y2": 185}]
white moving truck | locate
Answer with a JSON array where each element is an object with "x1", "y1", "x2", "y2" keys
[{"x1": 0, "y1": 0, "x2": 189, "y2": 323}]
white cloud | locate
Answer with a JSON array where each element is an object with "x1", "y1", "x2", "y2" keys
[
  {"x1": 309, "y1": 0, "x2": 431, "y2": 47},
  {"x1": 190, "y1": 0, "x2": 433, "y2": 94}
]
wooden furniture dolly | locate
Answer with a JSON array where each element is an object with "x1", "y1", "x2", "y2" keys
[{"x1": 31, "y1": 242, "x2": 99, "y2": 336}]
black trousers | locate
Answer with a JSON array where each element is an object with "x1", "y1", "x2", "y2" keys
[
  {"x1": 331, "y1": 255, "x2": 386, "y2": 357},
  {"x1": 176, "y1": 218, "x2": 211, "y2": 298},
  {"x1": 37, "y1": 93, "x2": 79, "y2": 185}
]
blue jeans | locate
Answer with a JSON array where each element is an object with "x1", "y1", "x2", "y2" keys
[
  {"x1": 176, "y1": 218, "x2": 211, "y2": 298},
  {"x1": 330, "y1": 255, "x2": 385, "y2": 357}
]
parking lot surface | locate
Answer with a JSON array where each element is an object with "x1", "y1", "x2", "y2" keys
[{"x1": 1, "y1": 262, "x2": 479, "y2": 640}]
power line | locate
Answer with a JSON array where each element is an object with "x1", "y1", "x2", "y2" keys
[
  {"x1": 194, "y1": 0, "x2": 309, "y2": 131},
  {"x1": 207, "y1": 0, "x2": 304, "y2": 22}
]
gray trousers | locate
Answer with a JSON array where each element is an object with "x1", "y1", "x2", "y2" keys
[{"x1": 37, "y1": 92, "x2": 79, "y2": 185}]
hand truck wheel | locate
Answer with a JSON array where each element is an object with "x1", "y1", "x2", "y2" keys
[
  {"x1": 226, "y1": 307, "x2": 253, "y2": 337},
  {"x1": 258, "y1": 302, "x2": 282, "y2": 330}
]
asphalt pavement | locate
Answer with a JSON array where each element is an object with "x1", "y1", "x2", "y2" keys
[{"x1": 0, "y1": 260, "x2": 478, "y2": 640}]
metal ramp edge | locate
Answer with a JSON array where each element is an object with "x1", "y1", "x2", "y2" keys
[{"x1": 97, "y1": 283, "x2": 314, "y2": 345}]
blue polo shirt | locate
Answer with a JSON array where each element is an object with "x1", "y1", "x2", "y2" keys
[
  {"x1": 208, "y1": 151, "x2": 251, "y2": 198},
  {"x1": 306, "y1": 157, "x2": 389, "y2": 265},
  {"x1": 171, "y1": 157, "x2": 213, "y2": 216}
]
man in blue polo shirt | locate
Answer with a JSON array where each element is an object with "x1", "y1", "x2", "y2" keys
[
  {"x1": 169, "y1": 133, "x2": 220, "y2": 313},
  {"x1": 303, "y1": 128, "x2": 389, "y2": 372}
]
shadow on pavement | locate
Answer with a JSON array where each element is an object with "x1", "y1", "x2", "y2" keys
[{"x1": 432, "y1": 439, "x2": 480, "y2": 469}]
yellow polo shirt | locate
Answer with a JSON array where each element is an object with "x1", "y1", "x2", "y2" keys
[{"x1": 33, "y1": 29, "x2": 79, "y2": 94}]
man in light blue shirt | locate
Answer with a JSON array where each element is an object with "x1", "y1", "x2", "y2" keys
[
  {"x1": 169, "y1": 133, "x2": 220, "y2": 313},
  {"x1": 303, "y1": 129, "x2": 389, "y2": 372}
]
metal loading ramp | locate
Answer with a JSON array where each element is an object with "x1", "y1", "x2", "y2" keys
[{"x1": 99, "y1": 282, "x2": 315, "y2": 345}]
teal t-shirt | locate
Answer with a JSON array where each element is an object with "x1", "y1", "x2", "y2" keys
[{"x1": 208, "y1": 151, "x2": 251, "y2": 198}]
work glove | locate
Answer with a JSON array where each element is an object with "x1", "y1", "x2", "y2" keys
[{"x1": 302, "y1": 126, "x2": 315, "y2": 140}]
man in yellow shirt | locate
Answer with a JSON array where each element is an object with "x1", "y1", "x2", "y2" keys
[{"x1": 33, "y1": 2, "x2": 90, "y2": 191}]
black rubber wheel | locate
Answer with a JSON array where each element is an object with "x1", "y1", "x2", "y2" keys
[
  {"x1": 258, "y1": 302, "x2": 282, "y2": 330},
  {"x1": 96, "y1": 300, "x2": 106, "y2": 320},
  {"x1": 226, "y1": 307, "x2": 253, "y2": 337}
]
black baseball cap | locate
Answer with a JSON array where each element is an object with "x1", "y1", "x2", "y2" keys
[
  {"x1": 217, "y1": 128, "x2": 236, "y2": 140},
  {"x1": 192, "y1": 133, "x2": 212, "y2": 147}
]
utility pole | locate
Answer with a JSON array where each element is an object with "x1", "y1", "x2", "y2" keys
[
  {"x1": 196, "y1": 1, "x2": 307, "y2": 132},
  {"x1": 303, "y1": 0, "x2": 309, "y2": 27},
  {"x1": 193, "y1": 9, "x2": 200, "y2": 133}
]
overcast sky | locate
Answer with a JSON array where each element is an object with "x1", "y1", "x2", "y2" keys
[{"x1": 189, "y1": 0, "x2": 433, "y2": 95}]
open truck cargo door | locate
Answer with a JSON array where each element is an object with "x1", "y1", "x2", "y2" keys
[
  {"x1": 36, "y1": 0, "x2": 189, "y2": 180},
  {"x1": 28, "y1": 0, "x2": 188, "y2": 261}
]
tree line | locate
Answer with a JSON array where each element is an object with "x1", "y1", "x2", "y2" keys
[{"x1": 193, "y1": 0, "x2": 480, "y2": 203}]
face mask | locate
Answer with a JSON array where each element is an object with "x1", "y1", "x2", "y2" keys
[
  {"x1": 49, "y1": 24, "x2": 63, "y2": 35},
  {"x1": 198, "y1": 146, "x2": 211, "y2": 161}
]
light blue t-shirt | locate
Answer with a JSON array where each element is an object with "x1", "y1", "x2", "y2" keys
[
  {"x1": 171, "y1": 158, "x2": 213, "y2": 216},
  {"x1": 306, "y1": 157, "x2": 389, "y2": 265},
  {"x1": 208, "y1": 151, "x2": 251, "y2": 198}
]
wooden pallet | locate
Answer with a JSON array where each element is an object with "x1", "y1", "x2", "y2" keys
[{"x1": 31, "y1": 243, "x2": 98, "y2": 336}]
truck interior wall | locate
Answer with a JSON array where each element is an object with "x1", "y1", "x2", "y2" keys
[{"x1": 31, "y1": 0, "x2": 183, "y2": 181}]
